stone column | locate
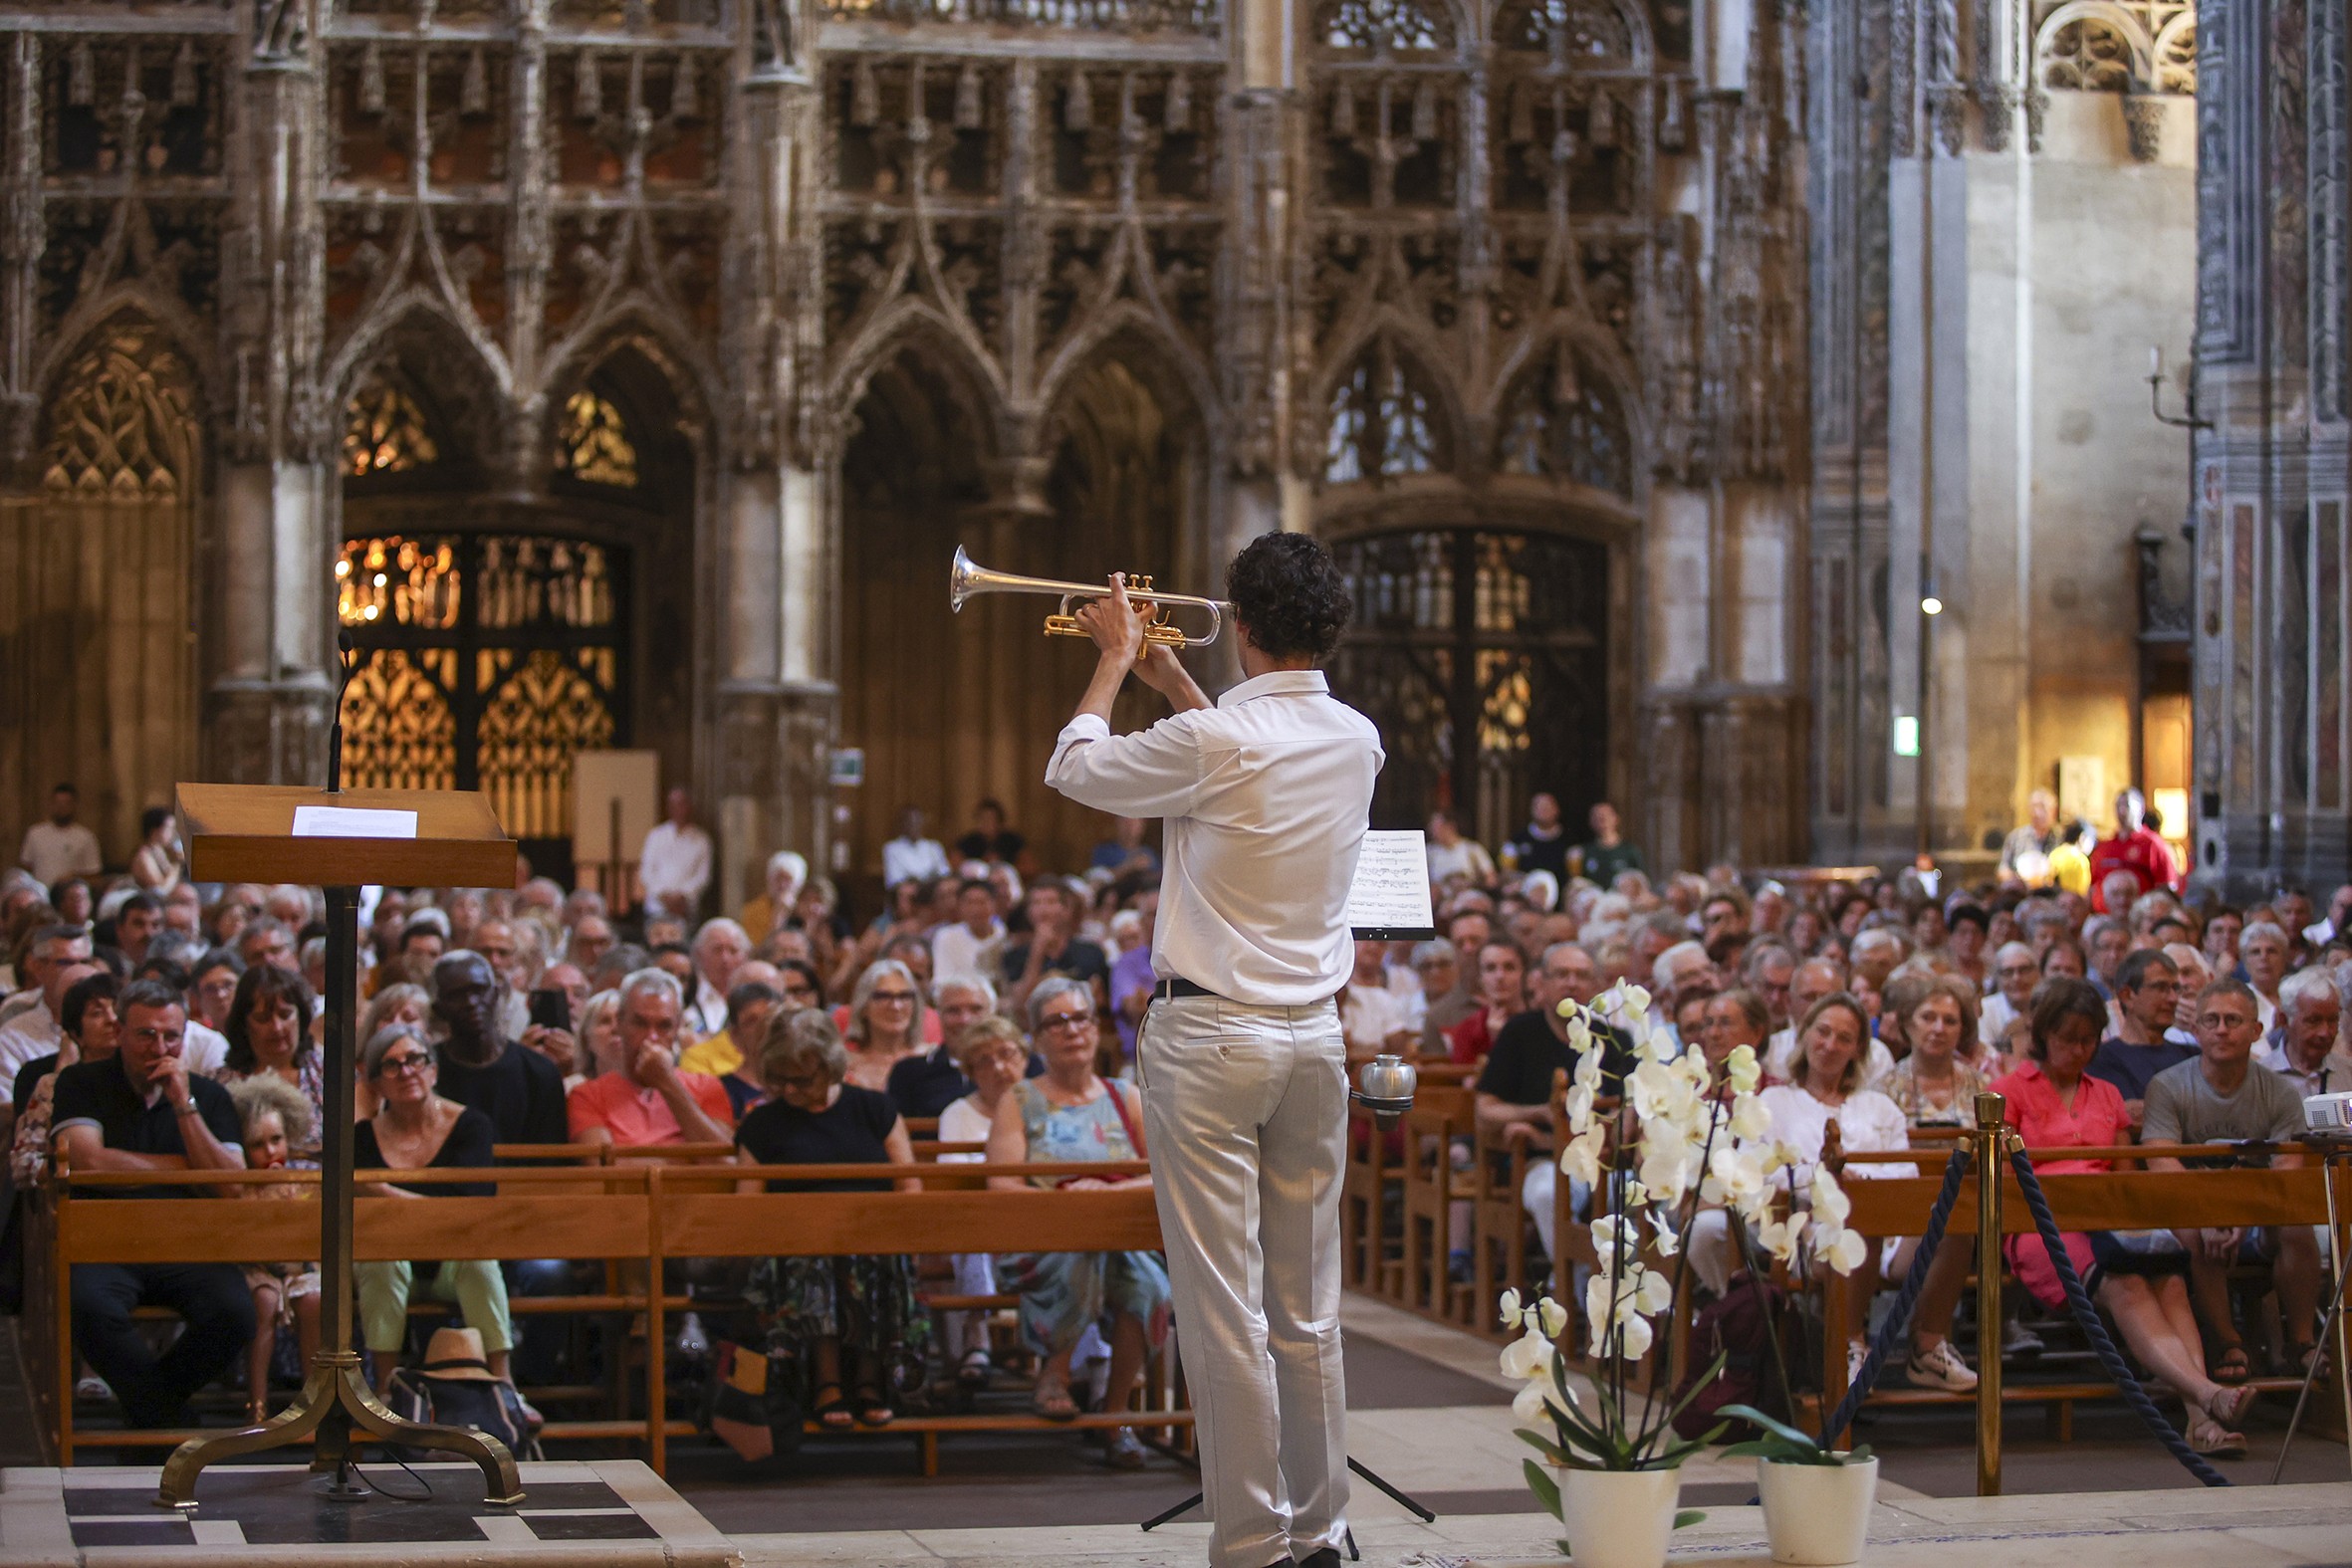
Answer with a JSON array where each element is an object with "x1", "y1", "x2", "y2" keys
[
  {"x1": 2190, "y1": 0, "x2": 2352, "y2": 898},
  {"x1": 715, "y1": 26, "x2": 835, "y2": 907},
  {"x1": 1227, "y1": 0, "x2": 1307, "y2": 542},
  {"x1": 206, "y1": 28, "x2": 335, "y2": 785}
]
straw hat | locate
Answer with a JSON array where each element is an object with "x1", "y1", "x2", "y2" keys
[{"x1": 417, "y1": 1326, "x2": 500, "y2": 1382}]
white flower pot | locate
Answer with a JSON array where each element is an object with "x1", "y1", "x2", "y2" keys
[
  {"x1": 1554, "y1": 1463, "x2": 1682, "y2": 1568},
  {"x1": 1756, "y1": 1454, "x2": 1879, "y2": 1564}
]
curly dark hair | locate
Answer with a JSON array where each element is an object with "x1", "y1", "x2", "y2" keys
[{"x1": 1226, "y1": 533, "x2": 1352, "y2": 662}]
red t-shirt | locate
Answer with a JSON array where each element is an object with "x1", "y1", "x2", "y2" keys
[
  {"x1": 2086, "y1": 827, "x2": 2179, "y2": 911},
  {"x1": 567, "y1": 1069, "x2": 734, "y2": 1146},
  {"x1": 1448, "y1": 1008, "x2": 1505, "y2": 1065}
]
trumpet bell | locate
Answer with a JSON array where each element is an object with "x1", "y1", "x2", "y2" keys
[{"x1": 949, "y1": 545, "x2": 981, "y2": 613}]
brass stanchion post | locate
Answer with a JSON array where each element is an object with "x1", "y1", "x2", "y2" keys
[{"x1": 1974, "y1": 1091, "x2": 2007, "y2": 1497}]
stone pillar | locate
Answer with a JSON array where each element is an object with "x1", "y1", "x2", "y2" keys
[
  {"x1": 714, "y1": 23, "x2": 835, "y2": 905},
  {"x1": 206, "y1": 32, "x2": 335, "y2": 786},
  {"x1": 2190, "y1": 0, "x2": 2352, "y2": 898},
  {"x1": 1228, "y1": 0, "x2": 1306, "y2": 548}
]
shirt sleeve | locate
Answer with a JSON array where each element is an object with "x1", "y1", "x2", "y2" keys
[
  {"x1": 2261, "y1": 1067, "x2": 2308, "y2": 1139},
  {"x1": 2141, "y1": 1067, "x2": 2186, "y2": 1144},
  {"x1": 566, "y1": 1079, "x2": 602, "y2": 1140},
  {"x1": 1045, "y1": 713, "x2": 1205, "y2": 818},
  {"x1": 196, "y1": 1082, "x2": 242, "y2": 1150},
  {"x1": 49, "y1": 1065, "x2": 100, "y2": 1134}
]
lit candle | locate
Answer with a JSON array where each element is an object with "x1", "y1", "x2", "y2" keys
[{"x1": 2149, "y1": 344, "x2": 2163, "y2": 379}]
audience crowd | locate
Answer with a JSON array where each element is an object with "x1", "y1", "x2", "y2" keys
[{"x1": 2, "y1": 779, "x2": 2345, "y2": 1468}]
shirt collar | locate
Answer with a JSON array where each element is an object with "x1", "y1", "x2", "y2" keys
[{"x1": 1217, "y1": 669, "x2": 1330, "y2": 709}]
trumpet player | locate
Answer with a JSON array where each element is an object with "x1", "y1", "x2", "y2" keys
[{"x1": 1043, "y1": 535, "x2": 1382, "y2": 1568}]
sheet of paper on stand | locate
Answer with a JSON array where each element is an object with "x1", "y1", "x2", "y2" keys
[
  {"x1": 290, "y1": 805, "x2": 420, "y2": 839},
  {"x1": 1346, "y1": 830, "x2": 1435, "y2": 938}
]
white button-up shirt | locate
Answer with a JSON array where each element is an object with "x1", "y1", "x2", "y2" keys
[
  {"x1": 1046, "y1": 669, "x2": 1382, "y2": 1007},
  {"x1": 638, "y1": 821, "x2": 712, "y2": 912},
  {"x1": 881, "y1": 834, "x2": 952, "y2": 889}
]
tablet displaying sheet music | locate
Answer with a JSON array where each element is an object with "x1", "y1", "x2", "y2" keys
[{"x1": 1346, "y1": 830, "x2": 1436, "y2": 940}]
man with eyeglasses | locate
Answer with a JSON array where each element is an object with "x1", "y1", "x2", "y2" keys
[
  {"x1": 568, "y1": 968, "x2": 733, "y2": 1153},
  {"x1": 1979, "y1": 942, "x2": 2041, "y2": 1050},
  {"x1": 1047, "y1": 533, "x2": 1380, "y2": 1568},
  {"x1": 50, "y1": 979, "x2": 253, "y2": 1426},
  {"x1": 2086, "y1": 949, "x2": 2195, "y2": 1131}
]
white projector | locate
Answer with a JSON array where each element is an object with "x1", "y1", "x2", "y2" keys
[{"x1": 2304, "y1": 1091, "x2": 2352, "y2": 1133}]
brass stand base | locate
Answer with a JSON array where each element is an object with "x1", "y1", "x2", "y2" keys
[{"x1": 153, "y1": 1350, "x2": 523, "y2": 1510}]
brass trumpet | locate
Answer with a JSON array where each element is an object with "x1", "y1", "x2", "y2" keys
[{"x1": 948, "y1": 546, "x2": 1231, "y2": 649}]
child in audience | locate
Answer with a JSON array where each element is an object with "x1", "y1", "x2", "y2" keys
[{"x1": 228, "y1": 1076, "x2": 322, "y2": 1423}]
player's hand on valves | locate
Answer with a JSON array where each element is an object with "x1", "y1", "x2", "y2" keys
[{"x1": 1072, "y1": 573, "x2": 1151, "y2": 670}]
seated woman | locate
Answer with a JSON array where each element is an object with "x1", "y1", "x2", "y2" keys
[
  {"x1": 1884, "y1": 975, "x2": 1988, "y2": 1129},
  {"x1": 938, "y1": 1014, "x2": 1032, "y2": 1388},
  {"x1": 212, "y1": 965, "x2": 324, "y2": 1165},
  {"x1": 1992, "y1": 977, "x2": 2255, "y2": 1457},
  {"x1": 841, "y1": 959, "x2": 924, "y2": 1092},
  {"x1": 733, "y1": 1007, "x2": 926, "y2": 1429},
  {"x1": 986, "y1": 978, "x2": 1167, "y2": 1469},
  {"x1": 225, "y1": 1075, "x2": 321, "y2": 1422},
  {"x1": 1693, "y1": 986, "x2": 1768, "y2": 1090},
  {"x1": 8, "y1": 971, "x2": 117, "y2": 1186},
  {"x1": 1757, "y1": 993, "x2": 1979, "y2": 1394},
  {"x1": 352, "y1": 1024, "x2": 514, "y2": 1399}
]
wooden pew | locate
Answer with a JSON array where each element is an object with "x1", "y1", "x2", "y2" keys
[
  {"x1": 26, "y1": 1157, "x2": 1195, "y2": 1479},
  {"x1": 1814, "y1": 1144, "x2": 2337, "y2": 1431}
]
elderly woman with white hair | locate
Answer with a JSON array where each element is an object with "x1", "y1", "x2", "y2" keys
[
  {"x1": 740, "y1": 851, "x2": 809, "y2": 944},
  {"x1": 734, "y1": 1008, "x2": 925, "y2": 1428}
]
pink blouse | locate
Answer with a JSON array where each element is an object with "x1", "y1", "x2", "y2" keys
[{"x1": 1990, "y1": 1060, "x2": 2128, "y2": 1175}]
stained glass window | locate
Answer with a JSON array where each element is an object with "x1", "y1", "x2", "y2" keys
[
  {"x1": 337, "y1": 649, "x2": 460, "y2": 792},
  {"x1": 1493, "y1": 0, "x2": 1631, "y2": 56},
  {"x1": 338, "y1": 532, "x2": 625, "y2": 844},
  {"x1": 1329, "y1": 529, "x2": 1610, "y2": 846},
  {"x1": 477, "y1": 648, "x2": 618, "y2": 839},
  {"x1": 1313, "y1": 0, "x2": 1453, "y2": 51},
  {"x1": 1324, "y1": 339, "x2": 1448, "y2": 483},
  {"x1": 1496, "y1": 344, "x2": 1631, "y2": 496},
  {"x1": 344, "y1": 374, "x2": 441, "y2": 476},
  {"x1": 556, "y1": 390, "x2": 639, "y2": 488}
]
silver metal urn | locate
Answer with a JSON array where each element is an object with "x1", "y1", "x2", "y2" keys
[{"x1": 1352, "y1": 1053, "x2": 1419, "y2": 1130}]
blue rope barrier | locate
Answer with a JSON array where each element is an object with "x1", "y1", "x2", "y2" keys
[
  {"x1": 1818, "y1": 1146, "x2": 1974, "y2": 1449},
  {"x1": 2006, "y1": 1150, "x2": 2233, "y2": 1487}
]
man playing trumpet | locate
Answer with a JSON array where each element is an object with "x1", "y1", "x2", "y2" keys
[{"x1": 1043, "y1": 535, "x2": 1382, "y2": 1568}]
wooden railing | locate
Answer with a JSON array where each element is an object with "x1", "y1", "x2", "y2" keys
[{"x1": 23, "y1": 1149, "x2": 1189, "y2": 1476}]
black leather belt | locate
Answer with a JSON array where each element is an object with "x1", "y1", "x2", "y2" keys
[{"x1": 1154, "y1": 977, "x2": 1221, "y2": 1002}]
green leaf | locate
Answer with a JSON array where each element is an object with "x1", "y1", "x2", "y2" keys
[
  {"x1": 1673, "y1": 1510, "x2": 1708, "y2": 1531},
  {"x1": 1717, "y1": 1403, "x2": 1823, "y2": 1453},
  {"x1": 1555, "y1": 1539, "x2": 1573, "y2": 1559},
  {"x1": 1515, "y1": 1427, "x2": 1571, "y2": 1467},
  {"x1": 1846, "y1": 1444, "x2": 1874, "y2": 1464},
  {"x1": 1524, "y1": 1456, "x2": 1563, "y2": 1521},
  {"x1": 1718, "y1": 1439, "x2": 1799, "y2": 1460}
]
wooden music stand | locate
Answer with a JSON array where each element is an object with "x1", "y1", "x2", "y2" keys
[{"x1": 152, "y1": 783, "x2": 525, "y2": 1510}]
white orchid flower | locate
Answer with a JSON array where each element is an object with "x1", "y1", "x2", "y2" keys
[
  {"x1": 1499, "y1": 1288, "x2": 1523, "y2": 1330},
  {"x1": 1566, "y1": 1013, "x2": 1596, "y2": 1056},
  {"x1": 1756, "y1": 1212, "x2": 1807, "y2": 1264},
  {"x1": 1729, "y1": 1092, "x2": 1772, "y2": 1142},
  {"x1": 1637, "y1": 1141, "x2": 1698, "y2": 1210},
  {"x1": 1650, "y1": 1209, "x2": 1682, "y2": 1256},
  {"x1": 1627, "y1": 1059, "x2": 1684, "y2": 1122},
  {"x1": 1810, "y1": 1167, "x2": 1853, "y2": 1228},
  {"x1": 1590, "y1": 1213, "x2": 1637, "y2": 1260},
  {"x1": 1817, "y1": 1224, "x2": 1869, "y2": 1274},
  {"x1": 1725, "y1": 1042, "x2": 1763, "y2": 1094},
  {"x1": 1618, "y1": 983, "x2": 1652, "y2": 1020},
  {"x1": 1559, "y1": 1124, "x2": 1607, "y2": 1188},
  {"x1": 1563, "y1": 1081, "x2": 1596, "y2": 1135},
  {"x1": 1709, "y1": 1143, "x2": 1766, "y2": 1204},
  {"x1": 1500, "y1": 1324, "x2": 1556, "y2": 1381},
  {"x1": 1611, "y1": 1310, "x2": 1655, "y2": 1361},
  {"x1": 1538, "y1": 1296, "x2": 1568, "y2": 1338},
  {"x1": 1622, "y1": 1178, "x2": 1651, "y2": 1209},
  {"x1": 1633, "y1": 1265, "x2": 1673, "y2": 1316}
]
